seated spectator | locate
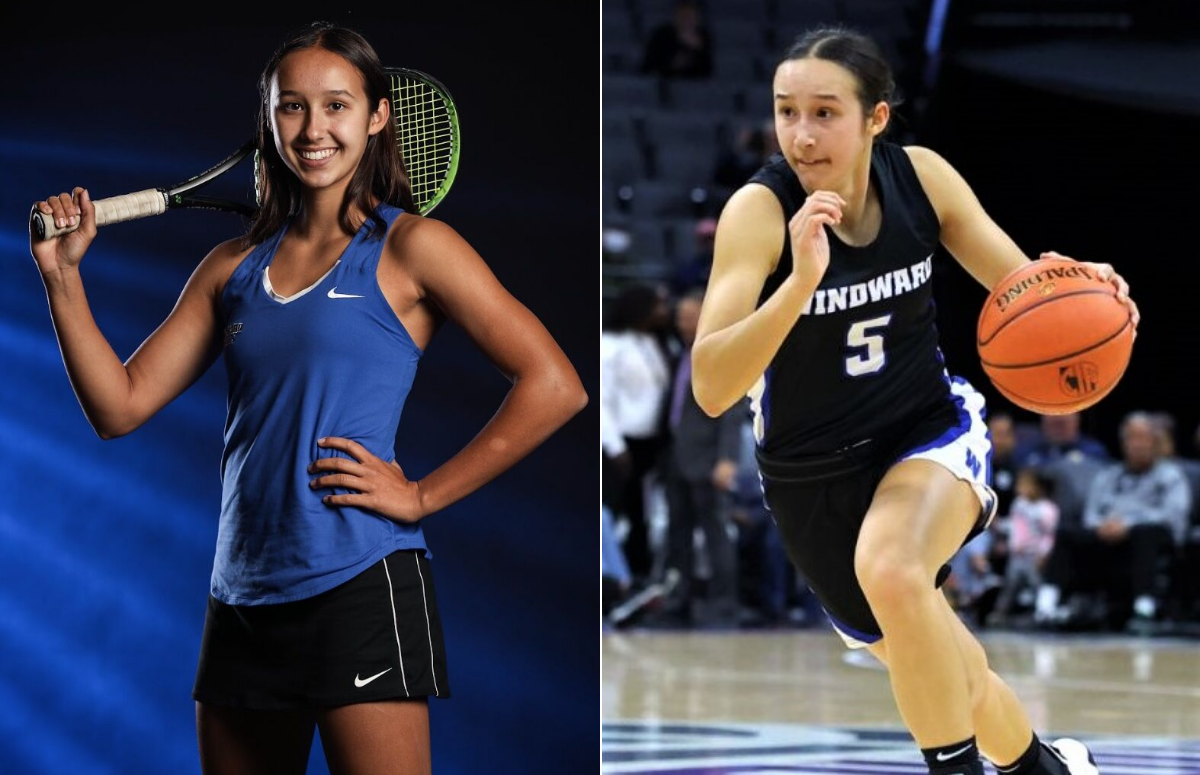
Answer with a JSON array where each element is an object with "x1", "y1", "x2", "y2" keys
[
  {"x1": 988, "y1": 411, "x2": 1020, "y2": 518},
  {"x1": 975, "y1": 411, "x2": 1021, "y2": 611},
  {"x1": 946, "y1": 530, "x2": 1001, "y2": 627},
  {"x1": 1035, "y1": 411, "x2": 1191, "y2": 632},
  {"x1": 1014, "y1": 411, "x2": 1110, "y2": 469},
  {"x1": 1150, "y1": 411, "x2": 1178, "y2": 460},
  {"x1": 640, "y1": 0, "x2": 713, "y2": 78},
  {"x1": 1039, "y1": 451, "x2": 1107, "y2": 533},
  {"x1": 1177, "y1": 422, "x2": 1200, "y2": 622},
  {"x1": 990, "y1": 467, "x2": 1059, "y2": 625}
]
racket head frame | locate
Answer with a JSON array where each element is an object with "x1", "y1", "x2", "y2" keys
[{"x1": 386, "y1": 66, "x2": 460, "y2": 215}]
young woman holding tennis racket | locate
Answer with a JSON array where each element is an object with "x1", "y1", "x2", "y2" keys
[{"x1": 29, "y1": 21, "x2": 586, "y2": 775}]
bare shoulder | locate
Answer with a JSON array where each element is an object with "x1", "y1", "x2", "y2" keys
[
  {"x1": 903, "y1": 144, "x2": 955, "y2": 181},
  {"x1": 712, "y1": 182, "x2": 788, "y2": 276},
  {"x1": 721, "y1": 182, "x2": 786, "y2": 226},
  {"x1": 205, "y1": 236, "x2": 255, "y2": 264},
  {"x1": 902, "y1": 144, "x2": 976, "y2": 222},
  {"x1": 194, "y1": 236, "x2": 255, "y2": 297},
  {"x1": 386, "y1": 213, "x2": 472, "y2": 257},
  {"x1": 384, "y1": 214, "x2": 485, "y2": 289}
]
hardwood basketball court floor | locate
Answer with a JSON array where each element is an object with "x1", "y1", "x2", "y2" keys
[{"x1": 602, "y1": 627, "x2": 1200, "y2": 773}]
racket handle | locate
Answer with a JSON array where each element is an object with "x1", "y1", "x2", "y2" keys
[{"x1": 30, "y1": 188, "x2": 168, "y2": 241}]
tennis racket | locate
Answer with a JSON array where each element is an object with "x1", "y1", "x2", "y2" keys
[{"x1": 30, "y1": 67, "x2": 460, "y2": 241}]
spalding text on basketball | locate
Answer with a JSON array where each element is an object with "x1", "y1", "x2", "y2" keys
[{"x1": 994, "y1": 265, "x2": 1095, "y2": 313}]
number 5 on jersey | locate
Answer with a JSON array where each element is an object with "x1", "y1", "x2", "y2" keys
[{"x1": 845, "y1": 314, "x2": 892, "y2": 377}]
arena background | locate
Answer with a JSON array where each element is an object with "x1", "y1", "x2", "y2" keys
[
  {"x1": 602, "y1": 0, "x2": 1200, "y2": 453},
  {"x1": 0, "y1": 9, "x2": 598, "y2": 774}
]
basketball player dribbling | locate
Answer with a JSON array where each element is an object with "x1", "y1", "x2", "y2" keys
[{"x1": 691, "y1": 24, "x2": 1139, "y2": 775}]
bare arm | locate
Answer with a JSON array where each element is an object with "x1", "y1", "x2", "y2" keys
[
  {"x1": 397, "y1": 217, "x2": 588, "y2": 516},
  {"x1": 908, "y1": 145, "x2": 1140, "y2": 327},
  {"x1": 691, "y1": 183, "x2": 841, "y2": 417},
  {"x1": 905, "y1": 145, "x2": 1031, "y2": 290},
  {"x1": 32, "y1": 187, "x2": 236, "y2": 439}
]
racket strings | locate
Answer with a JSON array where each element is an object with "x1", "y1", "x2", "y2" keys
[{"x1": 391, "y1": 75, "x2": 455, "y2": 212}]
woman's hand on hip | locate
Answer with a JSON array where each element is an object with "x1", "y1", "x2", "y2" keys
[{"x1": 309, "y1": 437, "x2": 426, "y2": 523}]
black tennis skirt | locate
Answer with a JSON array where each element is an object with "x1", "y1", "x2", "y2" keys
[{"x1": 193, "y1": 549, "x2": 450, "y2": 709}]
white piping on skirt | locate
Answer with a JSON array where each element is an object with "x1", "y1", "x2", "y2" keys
[
  {"x1": 414, "y1": 553, "x2": 440, "y2": 697},
  {"x1": 382, "y1": 557, "x2": 411, "y2": 696}
]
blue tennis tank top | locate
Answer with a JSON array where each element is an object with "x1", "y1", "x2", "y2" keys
[{"x1": 213, "y1": 201, "x2": 426, "y2": 605}]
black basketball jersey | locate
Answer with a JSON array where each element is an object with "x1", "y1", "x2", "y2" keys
[{"x1": 746, "y1": 143, "x2": 951, "y2": 457}]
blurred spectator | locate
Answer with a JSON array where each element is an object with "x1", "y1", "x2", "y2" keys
[
  {"x1": 652, "y1": 288, "x2": 742, "y2": 627},
  {"x1": 671, "y1": 217, "x2": 717, "y2": 295},
  {"x1": 602, "y1": 503, "x2": 633, "y2": 618},
  {"x1": 1013, "y1": 411, "x2": 1110, "y2": 469},
  {"x1": 1016, "y1": 411, "x2": 1110, "y2": 546},
  {"x1": 601, "y1": 281, "x2": 673, "y2": 582},
  {"x1": 640, "y1": 0, "x2": 713, "y2": 78},
  {"x1": 947, "y1": 531, "x2": 1000, "y2": 626},
  {"x1": 601, "y1": 380, "x2": 630, "y2": 512},
  {"x1": 714, "y1": 119, "x2": 779, "y2": 190},
  {"x1": 729, "y1": 422, "x2": 808, "y2": 628},
  {"x1": 988, "y1": 411, "x2": 1020, "y2": 519},
  {"x1": 990, "y1": 467, "x2": 1059, "y2": 625},
  {"x1": 1039, "y1": 452, "x2": 1108, "y2": 535},
  {"x1": 602, "y1": 399, "x2": 634, "y2": 617},
  {"x1": 1150, "y1": 411, "x2": 1178, "y2": 459},
  {"x1": 1036, "y1": 411, "x2": 1190, "y2": 632},
  {"x1": 979, "y1": 411, "x2": 1020, "y2": 618},
  {"x1": 1177, "y1": 421, "x2": 1200, "y2": 622}
]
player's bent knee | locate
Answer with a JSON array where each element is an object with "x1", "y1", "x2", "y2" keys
[{"x1": 855, "y1": 553, "x2": 930, "y2": 614}]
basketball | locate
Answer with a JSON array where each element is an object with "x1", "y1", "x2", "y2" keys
[{"x1": 976, "y1": 257, "x2": 1135, "y2": 415}]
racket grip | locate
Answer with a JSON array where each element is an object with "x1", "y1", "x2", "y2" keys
[{"x1": 30, "y1": 188, "x2": 168, "y2": 241}]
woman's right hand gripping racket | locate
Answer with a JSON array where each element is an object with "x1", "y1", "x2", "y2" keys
[
  {"x1": 29, "y1": 67, "x2": 460, "y2": 255},
  {"x1": 29, "y1": 187, "x2": 98, "y2": 277}
]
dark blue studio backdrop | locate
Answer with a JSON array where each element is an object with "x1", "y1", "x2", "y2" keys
[{"x1": 0, "y1": 10, "x2": 597, "y2": 775}]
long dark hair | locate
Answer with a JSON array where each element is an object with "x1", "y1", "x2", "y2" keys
[
  {"x1": 779, "y1": 25, "x2": 900, "y2": 140},
  {"x1": 242, "y1": 21, "x2": 415, "y2": 250}
]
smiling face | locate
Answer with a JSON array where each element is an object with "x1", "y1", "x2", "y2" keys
[
  {"x1": 772, "y1": 57, "x2": 887, "y2": 193},
  {"x1": 268, "y1": 46, "x2": 388, "y2": 200}
]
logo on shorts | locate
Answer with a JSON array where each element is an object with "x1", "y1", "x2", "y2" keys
[
  {"x1": 965, "y1": 449, "x2": 982, "y2": 478},
  {"x1": 354, "y1": 667, "x2": 393, "y2": 687}
]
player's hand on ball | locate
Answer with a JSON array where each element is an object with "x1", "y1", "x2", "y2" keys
[
  {"x1": 1040, "y1": 251, "x2": 1140, "y2": 333},
  {"x1": 309, "y1": 437, "x2": 426, "y2": 523}
]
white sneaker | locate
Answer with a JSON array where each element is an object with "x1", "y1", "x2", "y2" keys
[
  {"x1": 1049, "y1": 738, "x2": 1099, "y2": 775},
  {"x1": 1133, "y1": 595, "x2": 1157, "y2": 619},
  {"x1": 1034, "y1": 585, "x2": 1062, "y2": 620}
]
